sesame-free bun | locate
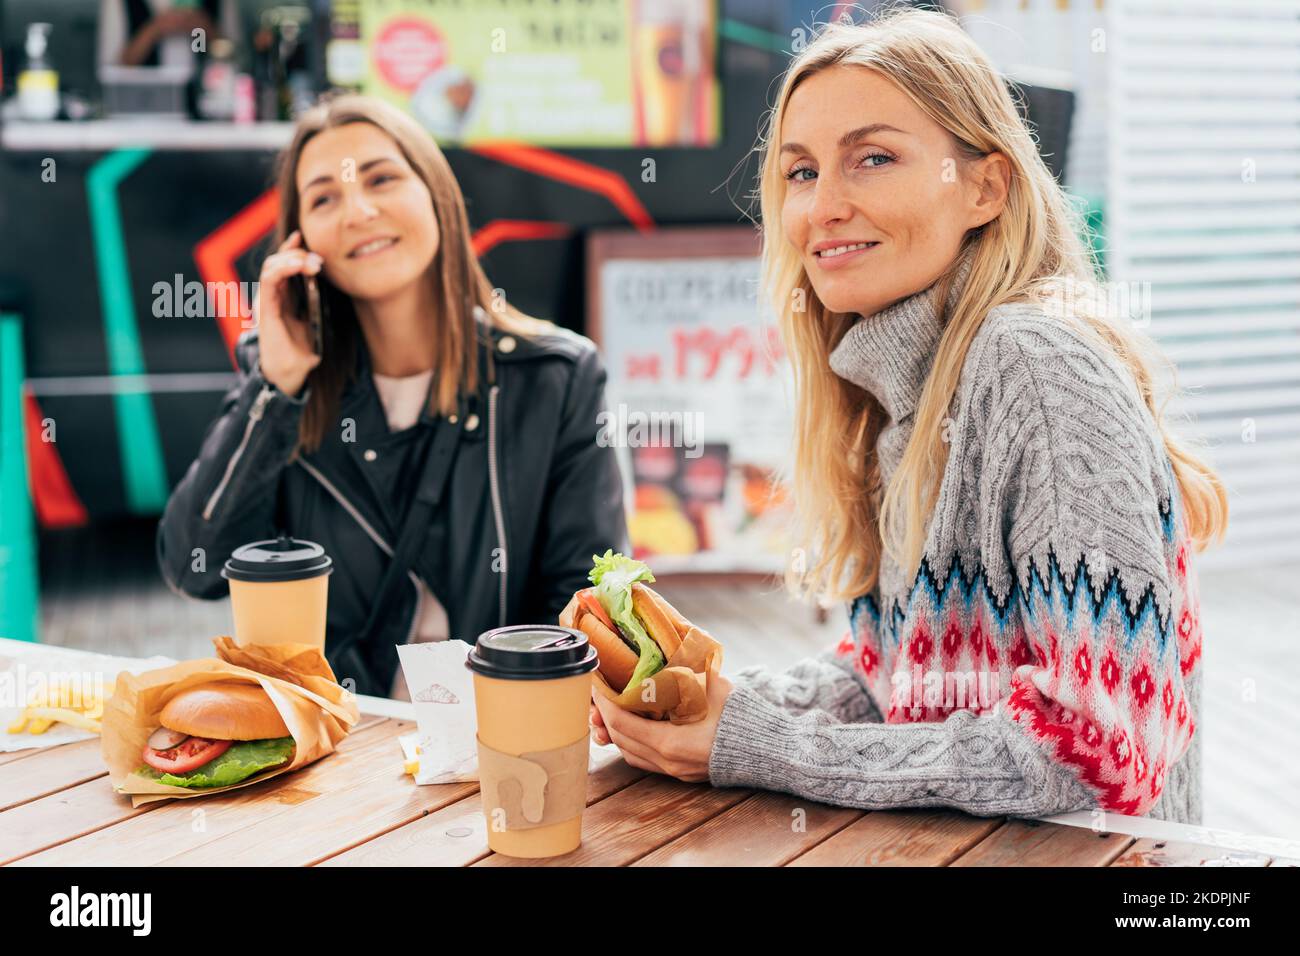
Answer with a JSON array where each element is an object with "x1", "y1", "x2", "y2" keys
[
  {"x1": 561, "y1": 592, "x2": 638, "y2": 694},
  {"x1": 576, "y1": 614, "x2": 639, "y2": 693},
  {"x1": 631, "y1": 583, "x2": 681, "y2": 658},
  {"x1": 560, "y1": 583, "x2": 692, "y2": 695},
  {"x1": 160, "y1": 681, "x2": 291, "y2": 741},
  {"x1": 638, "y1": 585, "x2": 693, "y2": 640}
]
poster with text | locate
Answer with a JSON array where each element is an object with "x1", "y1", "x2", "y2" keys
[
  {"x1": 361, "y1": 0, "x2": 719, "y2": 147},
  {"x1": 590, "y1": 228, "x2": 794, "y2": 575}
]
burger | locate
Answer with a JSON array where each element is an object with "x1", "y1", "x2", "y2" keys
[
  {"x1": 560, "y1": 551, "x2": 687, "y2": 695},
  {"x1": 136, "y1": 681, "x2": 296, "y2": 789}
]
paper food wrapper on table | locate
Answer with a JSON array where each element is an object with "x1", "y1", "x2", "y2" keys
[
  {"x1": 590, "y1": 622, "x2": 723, "y2": 724},
  {"x1": 395, "y1": 641, "x2": 478, "y2": 784},
  {"x1": 101, "y1": 637, "x2": 360, "y2": 807},
  {"x1": 0, "y1": 637, "x2": 174, "y2": 753},
  {"x1": 395, "y1": 639, "x2": 623, "y2": 785}
]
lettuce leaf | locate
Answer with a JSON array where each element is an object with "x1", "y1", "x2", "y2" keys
[
  {"x1": 136, "y1": 736, "x2": 296, "y2": 789},
  {"x1": 589, "y1": 550, "x2": 663, "y2": 694}
]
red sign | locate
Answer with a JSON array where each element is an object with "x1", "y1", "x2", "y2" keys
[{"x1": 372, "y1": 18, "x2": 447, "y2": 92}]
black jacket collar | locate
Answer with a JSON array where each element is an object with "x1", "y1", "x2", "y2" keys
[{"x1": 338, "y1": 306, "x2": 556, "y2": 427}]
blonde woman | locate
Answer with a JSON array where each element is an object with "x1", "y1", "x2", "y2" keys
[{"x1": 590, "y1": 9, "x2": 1226, "y2": 823}]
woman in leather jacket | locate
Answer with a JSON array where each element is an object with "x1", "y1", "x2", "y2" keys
[{"x1": 156, "y1": 95, "x2": 628, "y2": 698}]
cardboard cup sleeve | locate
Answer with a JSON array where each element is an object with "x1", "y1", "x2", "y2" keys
[{"x1": 475, "y1": 732, "x2": 589, "y2": 830}]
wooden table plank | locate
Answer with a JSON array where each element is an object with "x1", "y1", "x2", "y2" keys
[
  {"x1": 149, "y1": 719, "x2": 439, "y2": 866},
  {"x1": 0, "y1": 739, "x2": 113, "y2": 811},
  {"x1": 7, "y1": 716, "x2": 398, "y2": 866},
  {"x1": 0, "y1": 749, "x2": 41, "y2": 767},
  {"x1": 130, "y1": 720, "x2": 484, "y2": 866},
  {"x1": 9, "y1": 676, "x2": 1282, "y2": 868},
  {"x1": 318, "y1": 756, "x2": 648, "y2": 866},
  {"x1": 475, "y1": 775, "x2": 753, "y2": 867},
  {"x1": 0, "y1": 713, "x2": 388, "y2": 814},
  {"x1": 951, "y1": 820, "x2": 1133, "y2": 866},
  {"x1": 1, "y1": 776, "x2": 163, "y2": 864},
  {"x1": 1110, "y1": 838, "x2": 1271, "y2": 867},
  {"x1": 632, "y1": 792, "x2": 862, "y2": 866},
  {"x1": 786, "y1": 809, "x2": 1004, "y2": 866}
]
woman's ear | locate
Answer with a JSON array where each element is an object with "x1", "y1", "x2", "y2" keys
[{"x1": 968, "y1": 152, "x2": 1011, "y2": 229}]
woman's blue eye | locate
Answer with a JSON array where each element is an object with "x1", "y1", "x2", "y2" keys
[
  {"x1": 310, "y1": 195, "x2": 331, "y2": 209},
  {"x1": 785, "y1": 152, "x2": 893, "y2": 181},
  {"x1": 371, "y1": 174, "x2": 395, "y2": 186}
]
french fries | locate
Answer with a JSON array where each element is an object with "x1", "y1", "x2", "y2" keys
[
  {"x1": 399, "y1": 734, "x2": 421, "y2": 777},
  {"x1": 6, "y1": 677, "x2": 116, "y2": 736}
]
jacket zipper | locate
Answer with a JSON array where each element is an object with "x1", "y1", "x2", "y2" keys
[
  {"x1": 488, "y1": 384, "x2": 508, "y2": 628},
  {"x1": 203, "y1": 383, "x2": 274, "y2": 521},
  {"x1": 295, "y1": 458, "x2": 422, "y2": 649},
  {"x1": 296, "y1": 459, "x2": 392, "y2": 556},
  {"x1": 401, "y1": 575, "x2": 422, "y2": 646}
]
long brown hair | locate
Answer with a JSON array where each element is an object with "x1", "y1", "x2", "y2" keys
[
  {"x1": 758, "y1": 10, "x2": 1228, "y2": 602},
  {"x1": 271, "y1": 94, "x2": 550, "y2": 453}
]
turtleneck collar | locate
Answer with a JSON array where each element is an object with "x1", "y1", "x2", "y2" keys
[{"x1": 828, "y1": 248, "x2": 975, "y2": 422}]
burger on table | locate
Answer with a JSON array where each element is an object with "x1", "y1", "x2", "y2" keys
[{"x1": 137, "y1": 682, "x2": 296, "y2": 789}]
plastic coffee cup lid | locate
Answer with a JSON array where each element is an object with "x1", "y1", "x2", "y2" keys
[
  {"x1": 221, "y1": 535, "x2": 333, "y2": 583},
  {"x1": 466, "y1": 625, "x2": 598, "y2": 681}
]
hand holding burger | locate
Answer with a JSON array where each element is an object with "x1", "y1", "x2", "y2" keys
[
  {"x1": 561, "y1": 547, "x2": 726, "y2": 757},
  {"x1": 590, "y1": 666, "x2": 733, "y2": 782}
]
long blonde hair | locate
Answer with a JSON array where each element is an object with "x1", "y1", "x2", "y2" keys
[
  {"x1": 759, "y1": 9, "x2": 1228, "y2": 603},
  {"x1": 272, "y1": 94, "x2": 550, "y2": 453}
]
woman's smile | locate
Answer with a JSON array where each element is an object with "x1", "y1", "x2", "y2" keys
[
  {"x1": 347, "y1": 236, "x2": 401, "y2": 259},
  {"x1": 812, "y1": 239, "x2": 881, "y2": 270}
]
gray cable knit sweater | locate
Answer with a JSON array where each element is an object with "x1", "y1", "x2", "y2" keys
[{"x1": 707, "y1": 253, "x2": 1204, "y2": 824}]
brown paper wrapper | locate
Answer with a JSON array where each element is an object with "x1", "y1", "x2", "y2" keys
[
  {"x1": 592, "y1": 624, "x2": 722, "y2": 723},
  {"x1": 100, "y1": 637, "x2": 361, "y2": 807}
]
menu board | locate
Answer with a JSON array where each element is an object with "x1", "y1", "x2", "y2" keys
[
  {"x1": 588, "y1": 227, "x2": 794, "y2": 574},
  {"x1": 360, "y1": 0, "x2": 719, "y2": 147}
]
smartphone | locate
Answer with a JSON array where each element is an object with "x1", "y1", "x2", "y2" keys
[
  {"x1": 304, "y1": 273, "x2": 323, "y2": 357},
  {"x1": 290, "y1": 259, "x2": 324, "y2": 357}
]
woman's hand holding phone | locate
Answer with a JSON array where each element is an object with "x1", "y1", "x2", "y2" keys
[{"x1": 253, "y1": 231, "x2": 324, "y2": 398}]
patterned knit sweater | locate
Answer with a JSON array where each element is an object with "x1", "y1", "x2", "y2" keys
[{"x1": 708, "y1": 254, "x2": 1204, "y2": 824}]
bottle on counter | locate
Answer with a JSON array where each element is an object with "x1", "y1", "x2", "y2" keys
[
  {"x1": 197, "y1": 37, "x2": 237, "y2": 120},
  {"x1": 324, "y1": 0, "x2": 363, "y2": 93},
  {"x1": 252, "y1": 5, "x2": 317, "y2": 122},
  {"x1": 17, "y1": 22, "x2": 59, "y2": 121},
  {"x1": 233, "y1": 72, "x2": 256, "y2": 124}
]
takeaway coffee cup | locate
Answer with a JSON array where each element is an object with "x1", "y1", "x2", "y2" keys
[
  {"x1": 221, "y1": 536, "x2": 333, "y2": 650},
  {"x1": 466, "y1": 625, "x2": 599, "y2": 858}
]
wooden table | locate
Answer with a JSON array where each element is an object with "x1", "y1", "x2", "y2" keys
[{"x1": 3, "y1": 702, "x2": 1295, "y2": 867}]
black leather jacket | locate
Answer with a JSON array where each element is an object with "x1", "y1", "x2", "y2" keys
[{"x1": 157, "y1": 317, "x2": 628, "y2": 696}]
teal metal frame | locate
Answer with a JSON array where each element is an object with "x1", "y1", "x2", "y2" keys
[{"x1": 0, "y1": 312, "x2": 40, "y2": 642}]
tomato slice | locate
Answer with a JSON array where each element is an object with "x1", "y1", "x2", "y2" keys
[
  {"x1": 143, "y1": 735, "x2": 232, "y2": 774},
  {"x1": 578, "y1": 588, "x2": 617, "y2": 633}
]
